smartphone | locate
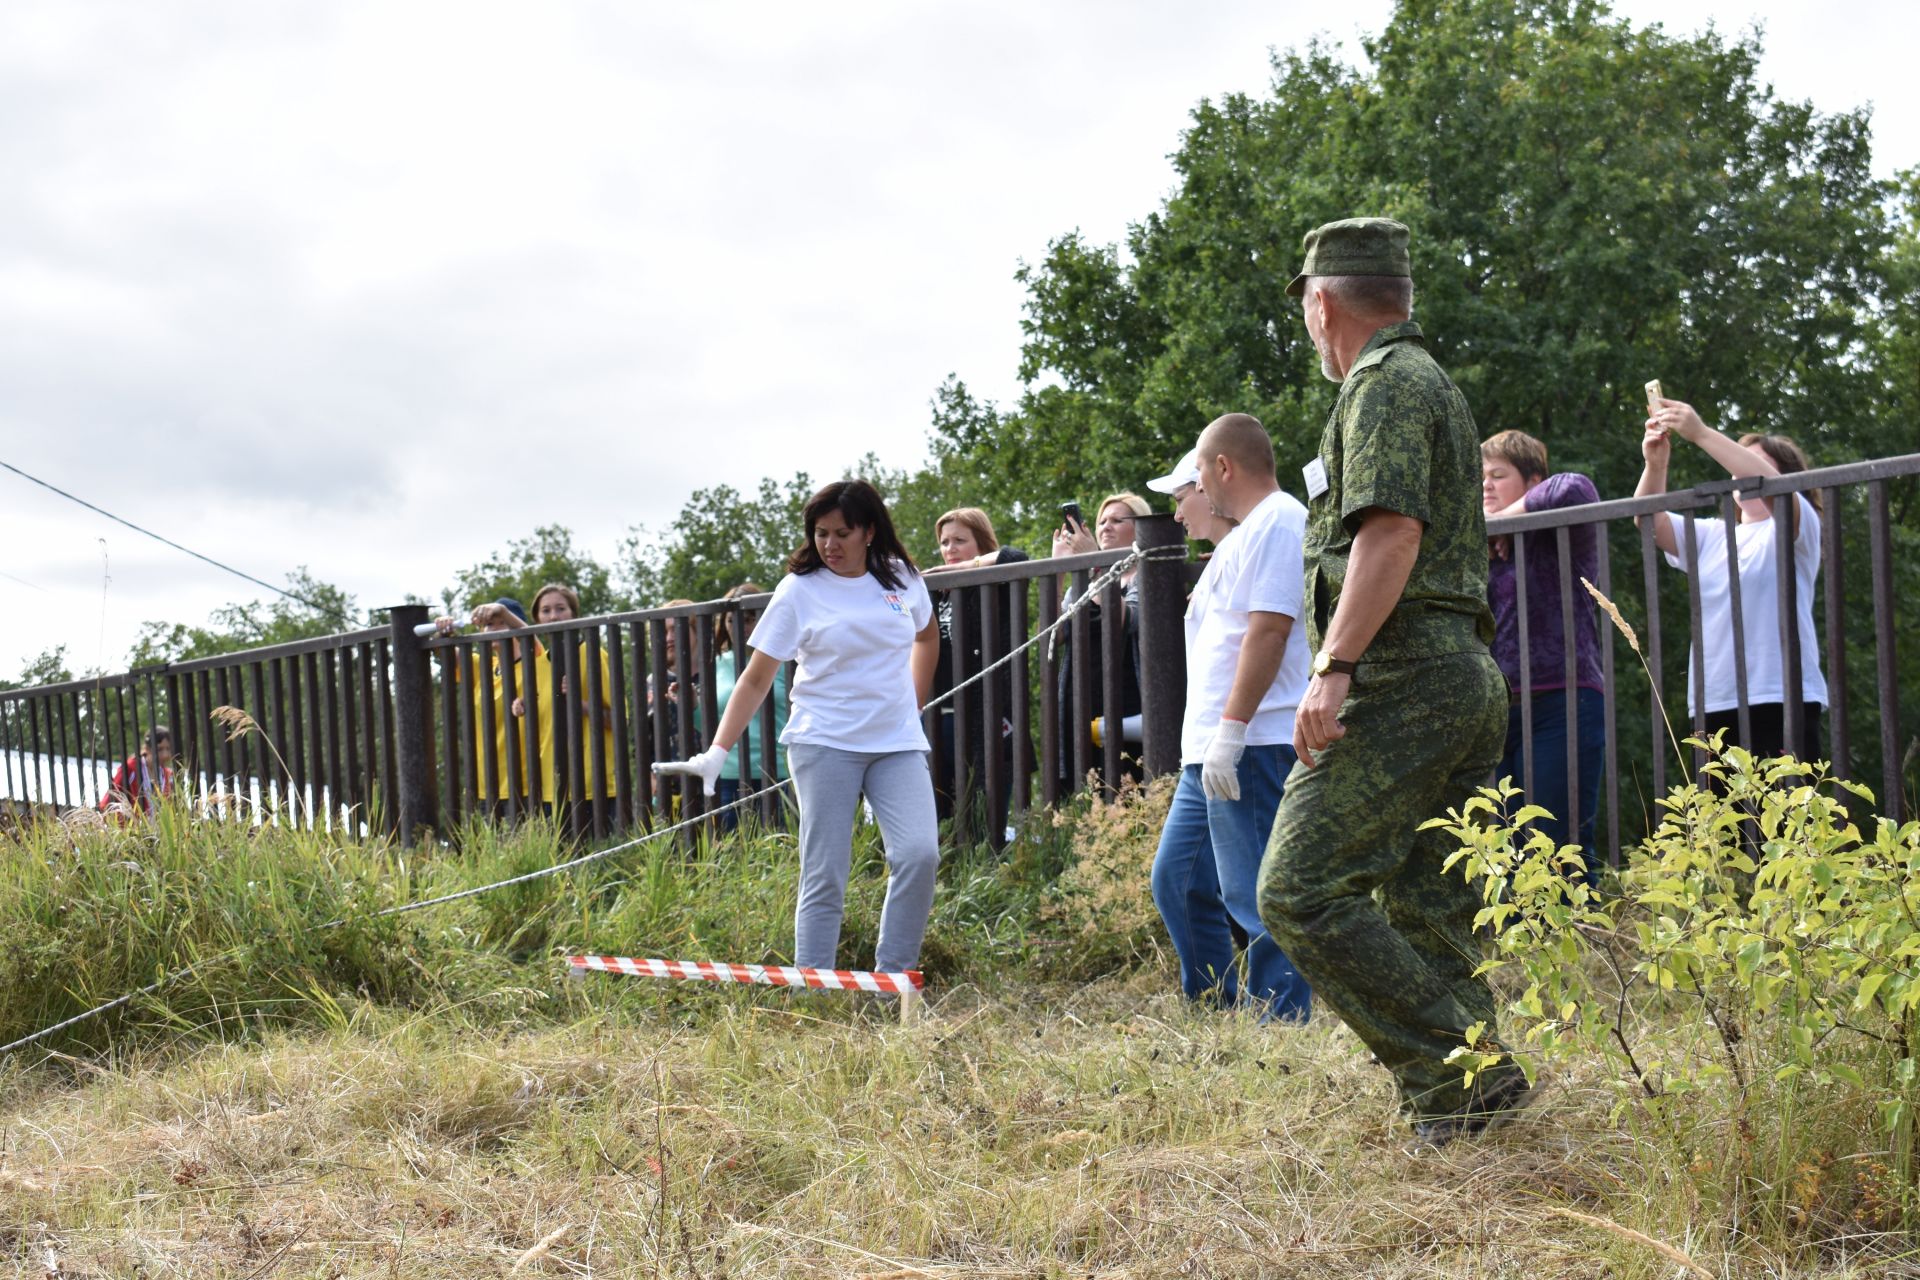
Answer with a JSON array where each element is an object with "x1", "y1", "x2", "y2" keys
[{"x1": 1060, "y1": 501, "x2": 1086, "y2": 531}]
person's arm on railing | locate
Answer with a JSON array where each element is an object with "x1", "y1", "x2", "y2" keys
[
  {"x1": 1486, "y1": 472, "x2": 1599, "y2": 520},
  {"x1": 1634, "y1": 423, "x2": 1678, "y2": 557}
]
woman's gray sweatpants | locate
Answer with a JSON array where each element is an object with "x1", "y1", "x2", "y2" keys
[{"x1": 787, "y1": 743, "x2": 940, "y2": 973}]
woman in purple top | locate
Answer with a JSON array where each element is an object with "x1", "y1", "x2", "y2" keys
[{"x1": 1482, "y1": 429, "x2": 1607, "y2": 880}]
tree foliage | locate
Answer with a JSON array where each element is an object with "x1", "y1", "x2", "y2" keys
[
  {"x1": 2, "y1": 646, "x2": 74, "y2": 691},
  {"x1": 618, "y1": 457, "x2": 972, "y2": 605},
  {"x1": 126, "y1": 569, "x2": 362, "y2": 667},
  {"x1": 444, "y1": 526, "x2": 616, "y2": 619},
  {"x1": 936, "y1": 0, "x2": 1897, "y2": 547},
  {"x1": 620, "y1": 475, "x2": 817, "y2": 606}
]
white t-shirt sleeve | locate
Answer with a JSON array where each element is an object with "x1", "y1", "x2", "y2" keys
[
  {"x1": 1245, "y1": 515, "x2": 1306, "y2": 619},
  {"x1": 749, "y1": 577, "x2": 803, "y2": 662},
  {"x1": 1662, "y1": 514, "x2": 1723, "y2": 572}
]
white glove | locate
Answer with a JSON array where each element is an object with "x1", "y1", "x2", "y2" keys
[
  {"x1": 654, "y1": 744, "x2": 728, "y2": 796},
  {"x1": 1200, "y1": 719, "x2": 1248, "y2": 802}
]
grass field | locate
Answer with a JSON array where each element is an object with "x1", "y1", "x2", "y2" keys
[{"x1": 0, "y1": 780, "x2": 1912, "y2": 1278}]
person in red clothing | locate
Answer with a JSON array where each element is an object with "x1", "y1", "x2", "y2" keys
[{"x1": 99, "y1": 726, "x2": 175, "y2": 815}]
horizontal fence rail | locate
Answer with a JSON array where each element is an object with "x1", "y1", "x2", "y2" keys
[{"x1": 4, "y1": 459, "x2": 1916, "y2": 865}]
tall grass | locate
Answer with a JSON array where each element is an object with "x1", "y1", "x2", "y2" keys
[
  {"x1": 0, "y1": 781, "x2": 1117, "y2": 1058},
  {"x1": 2, "y1": 777, "x2": 1915, "y2": 1276}
]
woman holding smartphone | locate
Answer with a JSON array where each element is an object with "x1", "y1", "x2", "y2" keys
[
  {"x1": 1049, "y1": 491, "x2": 1152, "y2": 788},
  {"x1": 657, "y1": 480, "x2": 942, "y2": 975}
]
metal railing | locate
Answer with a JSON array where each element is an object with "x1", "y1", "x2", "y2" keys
[
  {"x1": 1489, "y1": 452, "x2": 1919, "y2": 866},
  {"x1": 3, "y1": 461, "x2": 1914, "y2": 861}
]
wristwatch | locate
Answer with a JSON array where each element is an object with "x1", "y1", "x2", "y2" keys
[{"x1": 1312, "y1": 649, "x2": 1357, "y2": 678}]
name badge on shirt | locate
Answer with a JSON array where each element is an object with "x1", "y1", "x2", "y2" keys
[{"x1": 1303, "y1": 456, "x2": 1329, "y2": 501}]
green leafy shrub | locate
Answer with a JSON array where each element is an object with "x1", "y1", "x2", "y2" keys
[{"x1": 1427, "y1": 737, "x2": 1920, "y2": 1242}]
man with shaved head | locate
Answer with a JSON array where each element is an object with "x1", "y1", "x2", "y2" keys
[
  {"x1": 1147, "y1": 413, "x2": 1312, "y2": 1023},
  {"x1": 1256, "y1": 218, "x2": 1522, "y2": 1144}
]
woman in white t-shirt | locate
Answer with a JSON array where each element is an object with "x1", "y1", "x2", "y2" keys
[
  {"x1": 1635, "y1": 399, "x2": 1826, "y2": 761},
  {"x1": 657, "y1": 480, "x2": 942, "y2": 974}
]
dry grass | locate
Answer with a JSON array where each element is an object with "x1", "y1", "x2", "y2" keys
[{"x1": 1, "y1": 977, "x2": 1904, "y2": 1279}]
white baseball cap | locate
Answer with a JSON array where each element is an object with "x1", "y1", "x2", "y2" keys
[{"x1": 1146, "y1": 446, "x2": 1200, "y2": 495}]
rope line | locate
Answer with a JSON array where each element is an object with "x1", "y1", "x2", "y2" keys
[
  {"x1": 0, "y1": 540, "x2": 1186, "y2": 1057},
  {"x1": 0, "y1": 458, "x2": 357, "y2": 627}
]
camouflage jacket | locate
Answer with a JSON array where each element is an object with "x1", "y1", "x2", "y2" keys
[{"x1": 1303, "y1": 320, "x2": 1495, "y2": 662}]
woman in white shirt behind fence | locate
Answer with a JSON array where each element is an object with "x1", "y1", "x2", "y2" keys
[
  {"x1": 1635, "y1": 398, "x2": 1827, "y2": 761},
  {"x1": 657, "y1": 480, "x2": 942, "y2": 975}
]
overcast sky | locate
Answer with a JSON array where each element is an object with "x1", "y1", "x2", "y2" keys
[{"x1": 3, "y1": 0, "x2": 1914, "y2": 679}]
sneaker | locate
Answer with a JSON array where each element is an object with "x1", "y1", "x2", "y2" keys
[{"x1": 1410, "y1": 1068, "x2": 1535, "y2": 1146}]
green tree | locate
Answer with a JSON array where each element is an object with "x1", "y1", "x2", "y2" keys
[
  {"x1": 3, "y1": 646, "x2": 74, "y2": 690},
  {"x1": 614, "y1": 457, "x2": 976, "y2": 607},
  {"x1": 126, "y1": 570, "x2": 362, "y2": 667},
  {"x1": 938, "y1": 0, "x2": 1895, "y2": 530},
  {"x1": 620, "y1": 475, "x2": 818, "y2": 606},
  {"x1": 444, "y1": 526, "x2": 616, "y2": 619},
  {"x1": 1875, "y1": 169, "x2": 1920, "y2": 472}
]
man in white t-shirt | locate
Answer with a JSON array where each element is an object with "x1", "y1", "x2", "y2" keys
[{"x1": 1147, "y1": 415, "x2": 1313, "y2": 1022}]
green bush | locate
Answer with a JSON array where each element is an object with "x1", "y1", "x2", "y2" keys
[{"x1": 1427, "y1": 736, "x2": 1920, "y2": 1241}]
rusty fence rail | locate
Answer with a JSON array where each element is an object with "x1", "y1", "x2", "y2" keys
[{"x1": 3, "y1": 462, "x2": 1915, "y2": 861}]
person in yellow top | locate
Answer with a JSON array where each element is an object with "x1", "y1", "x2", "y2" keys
[
  {"x1": 439, "y1": 596, "x2": 544, "y2": 810},
  {"x1": 525, "y1": 582, "x2": 617, "y2": 822},
  {"x1": 438, "y1": 586, "x2": 616, "y2": 819}
]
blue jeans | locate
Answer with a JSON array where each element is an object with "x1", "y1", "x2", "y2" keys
[
  {"x1": 1499, "y1": 687, "x2": 1606, "y2": 881},
  {"x1": 1150, "y1": 748, "x2": 1312, "y2": 1021}
]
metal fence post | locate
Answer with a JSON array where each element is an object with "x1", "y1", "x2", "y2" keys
[
  {"x1": 386, "y1": 604, "x2": 438, "y2": 845},
  {"x1": 1133, "y1": 513, "x2": 1187, "y2": 778}
]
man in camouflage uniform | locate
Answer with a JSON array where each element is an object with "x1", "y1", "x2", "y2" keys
[{"x1": 1255, "y1": 218, "x2": 1525, "y2": 1142}]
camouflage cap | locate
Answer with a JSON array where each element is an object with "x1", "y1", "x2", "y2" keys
[{"x1": 1285, "y1": 217, "x2": 1412, "y2": 298}]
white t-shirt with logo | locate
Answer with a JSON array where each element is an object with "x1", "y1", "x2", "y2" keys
[
  {"x1": 1663, "y1": 495, "x2": 1827, "y2": 715},
  {"x1": 1180, "y1": 489, "x2": 1312, "y2": 764},
  {"x1": 750, "y1": 562, "x2": 934, "y2": 753}
]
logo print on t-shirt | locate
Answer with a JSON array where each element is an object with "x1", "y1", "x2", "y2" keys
[{"x1": 881, "y1": 593, "x2": 905, "y2": 615}]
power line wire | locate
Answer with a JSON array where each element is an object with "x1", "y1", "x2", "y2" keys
[
  {"x1": 0, "y1": 567, "x2": 51, "y2": 593},
  {"x1": 1, "y1": 458, "x2": 356, "y2": 626}
]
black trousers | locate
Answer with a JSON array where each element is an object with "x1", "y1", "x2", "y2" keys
[{"x1": 1701, "y1": 702, "x2": 1824, "y2": 763}]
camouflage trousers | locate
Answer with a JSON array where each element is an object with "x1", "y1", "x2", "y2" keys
[{"x1": 1257, "y1": 649, "x2": 1508, "y2": 1119}]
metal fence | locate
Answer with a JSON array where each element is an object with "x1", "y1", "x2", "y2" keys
[
  {"x1": 3, "y1": 460, "x2": 1915, "y2": 861},
  {"x1": 1490, "y1": 452, "x2": 1918, "y2": 866}
]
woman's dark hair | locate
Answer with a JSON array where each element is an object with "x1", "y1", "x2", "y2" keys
[
  {"x1": 714, "y1": 581, "x2": 766, "y2": 654},
  {"x1": 147, "y1": 726, "x2": 172, "y2": 751},
  {"x1": 786, "y1": 480, "x2": 919, "y2": 591},
  {"x1": 1738, "y1": 432, "x2": 1822, "y2": 514}
]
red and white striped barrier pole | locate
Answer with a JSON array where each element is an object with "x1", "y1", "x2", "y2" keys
[{"x1": 564, "y1": 955, "x2": 926, "y2": 1021}]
